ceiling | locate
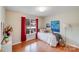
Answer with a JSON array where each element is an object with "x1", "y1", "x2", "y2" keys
[{"x1": 5, "y1": 6, "x2": 79, "y2": 16}]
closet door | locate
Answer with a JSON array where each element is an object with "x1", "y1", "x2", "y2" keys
[
  {"x1": 21, "y1": 16, "x2": 26, "y2": 42},
  {"x1": 0, "y1": 20, "x2": 3, "y2": 50},
  {"x1": 0, "y1": 20, "x2": 1, "y2": 50}
]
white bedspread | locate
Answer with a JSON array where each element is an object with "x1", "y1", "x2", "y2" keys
[{"x1": 38, "y1": 32, "x2": 58, "y2": 47}]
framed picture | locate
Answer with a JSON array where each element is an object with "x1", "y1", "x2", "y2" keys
[{"x1": 51, "y1": 21, "x2": 60, "y2": 32}]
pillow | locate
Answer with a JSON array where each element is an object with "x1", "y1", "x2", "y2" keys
[
  {"x1": 40, "y1": 29, "x2": 45, "y2": 32},
  {"x1": 44, "y1": 28, "x2": 52, "y2": 33}
]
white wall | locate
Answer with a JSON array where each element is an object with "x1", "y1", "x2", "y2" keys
[
  {"x1": 5, "y1": 11, "x2": 22, "y2": 45},
  {"x1": 6, "y1": 9, "x2": 79, "y2": 48},
  {"x1": 5, "y1": 10, "x2": 44, "y2": 45},
  {"x1": 44, "y1": 11, "x2": 79, "y2": 47},
  {"x1": 38, "y1": 16, "x2": 46, "y2": 29},
  {"x1": 0, "y1": 7, "x2": 5, "y2": 50}
]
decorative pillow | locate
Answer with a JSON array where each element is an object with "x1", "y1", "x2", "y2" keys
[
  {"x1": 44, "y1": 28, "x2": 52, "y2": 33},
  {"x1": 40, "y1": 29, "x2": 45, "y2": 32}
]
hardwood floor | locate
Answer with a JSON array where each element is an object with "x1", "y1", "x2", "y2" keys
[{"x1": 12, "y1": 39, "x2": 79, "y2": 52}]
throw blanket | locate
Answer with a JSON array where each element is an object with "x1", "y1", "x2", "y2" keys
[{"x1": 53, "y1": 33, "x2": 65, "y2": 46}]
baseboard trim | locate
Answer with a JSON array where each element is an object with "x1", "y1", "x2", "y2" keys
[
  {"x1": 12, "y1": 39, "x2": 35, "y2": 45},
  {"x1": 12, "y1": 42, "x2": 21, "y2": 45},
  {"x1": 67, "y1": 43, "x2": 79, "y2": 48}
]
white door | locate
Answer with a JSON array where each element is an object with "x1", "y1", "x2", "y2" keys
[{"x1": 0, "y1": 20, "x2": 2, "y2": 50}]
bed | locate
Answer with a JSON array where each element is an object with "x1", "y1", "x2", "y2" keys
[{"x1": 38, "y1": 32, "x2": 58, "y2": 47}]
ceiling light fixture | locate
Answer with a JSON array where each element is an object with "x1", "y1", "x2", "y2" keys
[{"x1": 37, "y1": 7, "x2": 47, "y2": 12}]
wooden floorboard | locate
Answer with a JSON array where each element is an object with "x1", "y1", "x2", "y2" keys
[{"x1": 12, "y1": 39, "x2": 79, "y2": 52}]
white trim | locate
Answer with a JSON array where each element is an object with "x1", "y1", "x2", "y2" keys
[
  {"x1": 67, "y1": 43, "x2": 79, "y2": 48},
  {"x1": 12, "y1": 42, "x2": 21, "y2": 45}
]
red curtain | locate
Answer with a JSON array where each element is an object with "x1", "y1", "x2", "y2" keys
[
  {"x1": 21, "y1": 16, "x2": 26, "y2": 42},
  {"x1": 36, "y1": 17, "x2": 38, "y2": 39}
]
